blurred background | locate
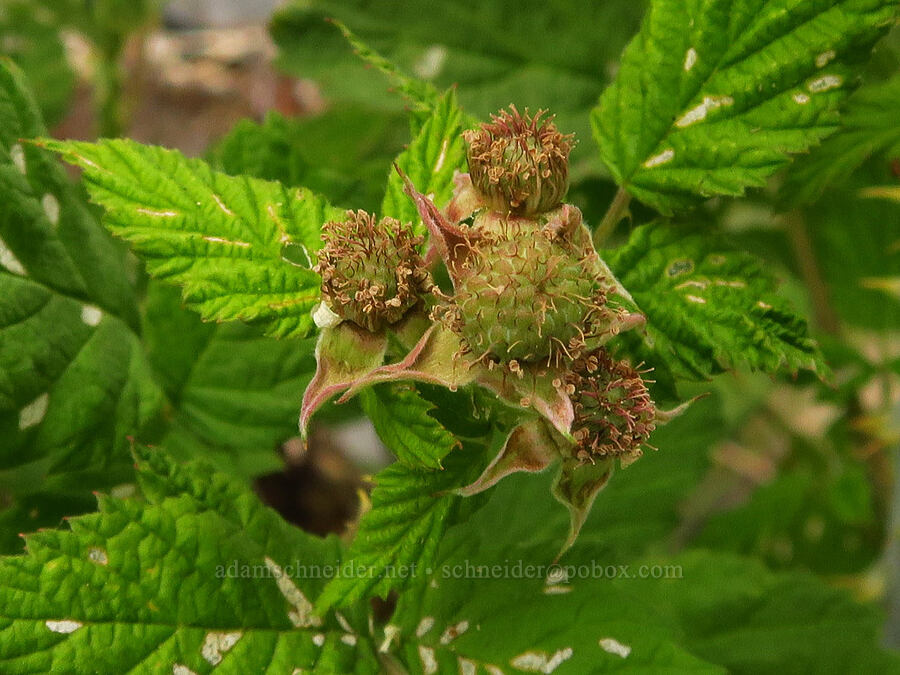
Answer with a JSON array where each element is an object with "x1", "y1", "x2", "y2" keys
[{"x1": 2, "y1": 0, "x2": 900, "y2": 649}]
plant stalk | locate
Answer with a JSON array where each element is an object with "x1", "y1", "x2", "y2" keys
[
  {"x1": 592, "y1": 187, "x2": 631, "y2": 249},
  {"x1": 94, "y1": 42, "x2": 126, "y2": 138},
  {"x1": 883, "y1": 413, "x2": 900, "y2": 647},
  {"x1": 783, "y1": 210, "x2": 840, "y2": 335}
]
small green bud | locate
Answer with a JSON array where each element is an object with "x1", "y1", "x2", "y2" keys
[
  {"x1": 315, "y1": 210, "x2": 429, "y2": 332},
  {"x1": 566, "y1": 350, "x2": 656, "y2": 463},
  {"x1": 463, "y1": 106, "x2": 573, "y2": 216}
]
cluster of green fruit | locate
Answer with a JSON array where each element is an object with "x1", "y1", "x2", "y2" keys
[{"x1": 314, "y1": 108, "x2": 658, "y2": 464}]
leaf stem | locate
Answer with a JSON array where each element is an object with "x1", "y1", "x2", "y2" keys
[
  {"x1": 783, "y1": 210, "x2": 840, "y2": 335},
  {"x1": 94, "y1": 42, "x2": 125, "y2": 138},
  {"x1": 883, "y1": 428, "x2": 900, "y2": 647},
  {"x1": 592, "y1": 187, "x2": 631, "y2": 249}
]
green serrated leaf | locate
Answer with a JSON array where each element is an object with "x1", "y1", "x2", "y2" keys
[
  {"x1": 0, "y1": 448, "x2": 379, "y2": 674},
  {"x1": 698, "y1": 461, "x2": 881, "y2": 575},
  {"x1": 43, "y1": 137, "x2": 347, "y2": 338},
  {"x1": 316, "y1": 438, "x2": 492, "y2": 612},
  {"x1": 0, "y1": 491, "x2": 94, "y2": 554},
  {"x1": 397, "y1": 571, "x2": 718, "y2": 673},
  {"x1": 271, "y1": 0, "x2": 645, "y2": 182},
  {"x1": 382, "y1": 90, "x2": 470, "y2": 235},
  {"x1": 0, "y1": 59, "x2": 137, "y2": 327},
  {"x1": 593, "y1": 0, "x2": 898, "y2": 214},
  {"x1": 639, "y1": 551, "x2": 899, "y2": 673},
  {"x1": 132, "y1": 445, "x2": 340, "y2": 563},
  {"x1": 360, "y1": 384, "x2": 458, "y2": 470},
  {"x1": 0, "y1": 285, "x2": 163, "y2": 474},
  {"x1": 142, "y1": 284, "x2": 317, "y2": 478},
  {"x1": 604, "y1": 223, "x2": 827, "y2": 380},
  {"x1": 390, "y1": 461, "x2": 898, "y2": 673},
  {"x1": 210, "y1": 107, "x2": 410, "y2": 213},
  {"x1": 210, "y1": 113, "x2": 312, "y2": 189},
  {"x1": 327, "y1": 19, "x2": 441, "y2": 118},
  {"x1": 399, "y1": 550, "x2": 899, "y2": 673},
  {"x1": 0, "y1": 60, "x2": 161, "y2": 481},
  {"x1": 316, "y1": 466, "x2": 455, "y2": 612},
  {"x1": 0, "y1": 5, "x2": 75, "y2": 126},
  {"x1": 782, "y1": 73, "x2": 900, "y2": 205},
  {"x1": 804, "y1": 174, "x2": 900, "y2": 330}
]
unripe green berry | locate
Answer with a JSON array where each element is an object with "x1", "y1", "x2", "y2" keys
[
  {"x1": 445, "y1": 228, "x2": 613, "y2": 365},
  {"x1": 315, "y1": 210, "x2": 429, "y2": 332},
  {"x1": 463, "y1": 106, "x2": 573, "y2": 216}
]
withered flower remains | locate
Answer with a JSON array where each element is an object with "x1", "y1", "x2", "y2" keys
[
  {"x1": 464, "y1": 106, "x2": 573, "y2": 215},
  {"x1": 315, "y1": 210, "x2": 430, "y2": 332}
]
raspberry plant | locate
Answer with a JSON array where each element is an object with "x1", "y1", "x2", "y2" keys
[{"x1": 1, "y1": 0, "x2": 900, "y2": 673}]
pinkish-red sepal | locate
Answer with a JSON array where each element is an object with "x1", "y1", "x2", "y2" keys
[
  {"x1": 338, "y1": 323, "x2": 476, "y2": 403},
  {"x1": 300, "y1": 321, "x2": 388, "y2": 436},
  {"x1": 477, "y1": 363, "x2": 575, "y2": 440},
  {"x1": 397, "y1": 165, "x2": 479, "y2": 277},
  {"x1": 551, "y1": 457, "x2": 615, "y2": 561},
  {"x1": 455, "y1": 419, "x2": 563, "y2": 497}
]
